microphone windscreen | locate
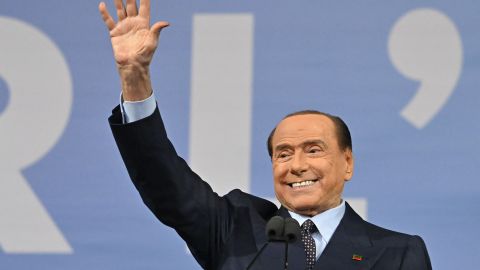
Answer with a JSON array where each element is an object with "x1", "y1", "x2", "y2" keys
[
  {"x1": 265, "y1": 216, "x2": 285, "y2": 241},
  {"x1": 284, "y1": 218, "x2": 301, "y2": 243}
]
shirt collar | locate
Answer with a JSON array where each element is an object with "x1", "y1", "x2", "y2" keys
[{"x1": 288, "y1": 200, "x2": 345, "y2": 243}]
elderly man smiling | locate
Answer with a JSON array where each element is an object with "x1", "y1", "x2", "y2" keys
[
  {"x1": 268, "y1": 111, "x2": 354, "y2": 218},
  {"x1": 101, "y1": 0, "x2": 432, "y2": 269}
]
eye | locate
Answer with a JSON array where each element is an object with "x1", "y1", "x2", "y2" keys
[
  {"x1": 276, "y1": 151, "x2": 292, "y2": 161},
  {"x1": 307, "y1": 146, "x2": 324, "y2": 155}
]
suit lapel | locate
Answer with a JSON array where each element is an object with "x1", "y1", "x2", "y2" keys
[{"x1": 314, "y1": 203, "x2": 385, "y2": 270}]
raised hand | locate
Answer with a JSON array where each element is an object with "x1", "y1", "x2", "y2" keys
[{"x1": 99, "y1": 0, "x2": 169, "y2": 101}]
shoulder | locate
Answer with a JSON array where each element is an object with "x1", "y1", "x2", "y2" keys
[
  {"x1": 344, "y1": 203, "x2": 427, "y2": 248},
  {"x1": 361, "y1": 221, "x2": 432, "y2": 269},
  {"x1": 362, "y1": 220, "x2": 425, "y2": 248},
  {"x1": 224, "y1": 189, "x2": 278, "y2": 221},
  {"x1": 344, "y1": 206, "x2": 432, "y2": 268}
]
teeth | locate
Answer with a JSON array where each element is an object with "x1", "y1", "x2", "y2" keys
[{"x1": 291, "y1": 180, "x2": 315, "y2": 188}]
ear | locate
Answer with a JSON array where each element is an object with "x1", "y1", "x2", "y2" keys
[{"x1": 343, "y1": 149, "x2": 354, "y2": 181}]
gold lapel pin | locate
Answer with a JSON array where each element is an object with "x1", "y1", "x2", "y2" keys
[{"x1": 352, "y1": 254, "x2": 363, "y2": 261}]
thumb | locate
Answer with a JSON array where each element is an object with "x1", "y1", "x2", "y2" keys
[{"x1": 150, "y1": 21, "x2": 170, "y2": 40}]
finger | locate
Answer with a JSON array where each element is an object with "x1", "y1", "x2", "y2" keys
[
  {"x1": 99, "y1": 2, "x2": 116, "y2": 31},
  {"x1": 138, "y1": 0, "x2": 150, "y2": 20},
  {"x1": 150, "y1": 21, "x2": 170, "y2": 40},
  {"x1": 114, "y1": 0, "x2": 127, "y2": 21},
  {"x1": 126, "y1": 0, "x2": 138, "y2": 17}
]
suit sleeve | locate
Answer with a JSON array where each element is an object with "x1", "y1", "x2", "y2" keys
[
  {"x1": 109, "y1": 105, "x2": 232, "y2": 269},
  {"x1": 400, "y1": 235, "x2": 433, "y2": 270}
]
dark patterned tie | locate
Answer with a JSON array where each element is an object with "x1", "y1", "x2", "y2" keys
[{"x1": 301, "y1": 219, "x2": 317, "y2": 270}]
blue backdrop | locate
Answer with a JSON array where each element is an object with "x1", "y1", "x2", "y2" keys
[{"x1": 1, "y1": 1, "x2": 479, "y2": 269}]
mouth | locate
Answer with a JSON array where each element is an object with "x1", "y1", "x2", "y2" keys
[{"x1": 287, "y1": 179, "x2": 318, "y2": 188}]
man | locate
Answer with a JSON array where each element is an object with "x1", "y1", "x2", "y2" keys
[{"x1": 100, "y1": 1, "x2": 432, "y2": 269}]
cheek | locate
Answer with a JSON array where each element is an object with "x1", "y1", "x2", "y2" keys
[
  {"x1": 310, "y1": 159, "x2": 331, "y2": 177},
  {"x1": 333, "y1": 160, "x2": 348, "y2": 180},
  {"x1": 272, "y1": 163, "x2": 288, "y2": 180},
  {"x1": 311, "y1": 161, "x2": 341, "y2": 189},
  {"x1": 272, "y1": 164, "x2": 289, "y2": 199}
]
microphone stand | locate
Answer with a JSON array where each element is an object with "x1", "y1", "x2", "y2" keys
[
  {"x1": 246, "y1": 242, "x2": 269, "y2": 270},
  {"x1": 283, "y1": 241, "x2": 289, "y2": 270},
  {"x1": 283, "y1": 217, "x2": 300, "y2": 270},
  {"x1": 246, "y1": 216, "x2": 284, "y2": 270},
  {"x1": 245, "y1": 216, "x2": 300, "y2": 270}
]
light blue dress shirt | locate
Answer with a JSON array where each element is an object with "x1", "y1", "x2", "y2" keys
[
  {"x1": 120, "y1": 93, "x2": 157, "y2": 123},
  {"x1": 120, "y1": 94, "x2": 347, "y2": 260},
  {"x1": 289, "y1": 201, "x2": 345, "y2": 259}
]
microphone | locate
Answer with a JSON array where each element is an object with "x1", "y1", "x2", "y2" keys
[
  {"x1": 266, "y1": 216, "x2": 285, "y2": 241},
  {"x1": 283, "y1": 217, "x2": 300, "y2": 243},
  {"x1": 246, "y1": 216, "x2": 285, "y2": 270},
  {"x1": 245, "y1": 216, "x2": 301, "y2": 270},
  {"x1": 282, "y1": 218, "x2": 300, "y2": 270}
]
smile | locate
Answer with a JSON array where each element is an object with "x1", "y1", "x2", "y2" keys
[{"x1": 288, "y1": 180, "x2": 318, "y2": 188}]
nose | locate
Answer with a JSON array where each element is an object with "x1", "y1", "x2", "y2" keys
[{"x1": 290, "y1": 151, "x2": 308, "y2": 176}]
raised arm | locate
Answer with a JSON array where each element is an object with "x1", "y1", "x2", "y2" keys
[
  {"x1": 99, "y1": 0, "x2": 169, "y2": 101},
  {"x1": 100, "y1": 2, "x2": 234, "y2": 268}
]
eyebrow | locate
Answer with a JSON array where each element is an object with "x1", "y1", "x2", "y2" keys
[{"x1": 274, "y1": 139, "x2": 327, "y2": 153}]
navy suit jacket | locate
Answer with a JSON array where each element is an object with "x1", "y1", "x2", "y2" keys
[{"x1": 109, "y1": 106, "x2": 432, "y2": 270}]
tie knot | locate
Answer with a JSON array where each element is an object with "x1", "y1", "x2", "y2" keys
[{"x1": 301, "y1": 219, "x2": 317, "y2": 234}]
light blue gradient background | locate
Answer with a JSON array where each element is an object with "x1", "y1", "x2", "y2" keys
[{"x1": 1, "y1": 1, "x2": 478, "y2": 269}]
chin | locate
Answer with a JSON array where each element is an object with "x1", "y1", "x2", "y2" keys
[
  {"x1": 287, "y1": 200, "x2": 319, "y2": 215},
  {"x1": 293, "y1": 207, "x2": 318, "y2": 217}
]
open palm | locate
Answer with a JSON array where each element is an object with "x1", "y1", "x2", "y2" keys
[{"x1": 99, "y1": 0, "x2": 169, "y2": 68}]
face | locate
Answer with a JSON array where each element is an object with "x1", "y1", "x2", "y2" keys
[{"x1": 271, "y1": 114, "x2": 354, "y2": 216}]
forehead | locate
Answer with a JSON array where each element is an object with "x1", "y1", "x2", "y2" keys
[{"x1": 272, "y1": 114, "x2": 337, "y2": 145}]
